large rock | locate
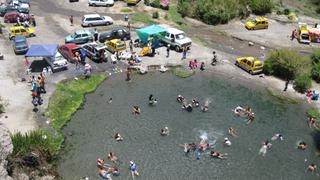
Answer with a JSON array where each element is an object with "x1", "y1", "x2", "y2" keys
[{"x1": 0, "y1": 124, "x2": 14, "y2": 180}]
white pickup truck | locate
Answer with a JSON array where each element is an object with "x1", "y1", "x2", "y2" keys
[{"x1": 160, "y1": 27, "x2": 192, "y2": 52}]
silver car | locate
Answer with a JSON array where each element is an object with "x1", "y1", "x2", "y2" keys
[
  {"x1": 88, "y1": 0, "x2": 114, "y2": 6},
  {"x1": 81, "y1": 14, "x2": 113, "y2": 27}
]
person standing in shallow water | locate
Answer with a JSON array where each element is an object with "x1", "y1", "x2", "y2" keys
[{"x1": 126, "y1": 68, "x2": 131, "y2": 81}]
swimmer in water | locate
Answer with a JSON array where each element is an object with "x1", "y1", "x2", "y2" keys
[
  {"x1": 108, "y1": 98, "x2": 112, "y2": 104},
  {"x1": 271, "y1": 133, "x2": 283, "y2": 141},
  {"x1": 308, "y1": 117, "x2": 317, "y2": 128},
  {"x1": 228, "y1": 127, "x2": 236, "y2": 137},
  {"x1": 108, "y1": 167, "x2": 120, "y2": 176},
  {"x1": 97, "y1": 158, "x2": 105, "y2": 168},
  {"x1": 160, "y1": 127, "x2": 169, "y2": 136},
  {"x1": 191, "y1": 98, "x2": 200, "y2": 107},
  {"x1": 132, "y1": 106, "x2": 141, "y2": 115},
  {"x1": 233, "y1": 106, "x2": 244, "y2": 116},
  {"x1": 114, "y1": 133, "x2": 123, "y2": 141},
  {"x1": 177, "y1": 95, "x2": 185, "y2": 103},
  {"x1": 210, "y1": 151, "x2": 227, "y2": 159},
  {"x1": 98, "y1": 166, "x2": 112, "y2": 180},
  {"x1": 307, "y1": 163, "x2": 317, "y2": 173},
  {"x1": 259, "y1": 140, "x2": 272, "y2": 156},
  {"x1": 247, "y1": 112, "x2": 255, "y2": 124},
  {"x1": 107, "y1": 152, "x2": 118, "y2": 163},
  {"x1": 149, "y1": 94, "x2": 157, "y2": 105},
  {"x1": 224, "y1": 137, "x2": 231, "y2": 146},
  {"x1": 298, "y1": 141, "x2": 307, "y2": 150},
  {"x1": 183, "y1": 103, "x2": 193, "y2": 112},
  {"x1": 129, "y1": 161, "x2": 139, "y2": 179},
  {"x1": 201, "y1": 105, "x2": 209, "y2": 112}
]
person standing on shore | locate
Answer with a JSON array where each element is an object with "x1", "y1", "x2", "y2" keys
[
  {"x1": 200, "y1": 62, "x2": 205, "y2": 71},
  {"x1": 129, "y1": 40, "x2": 133, "y2": 52},
  {"x1": 126, "y1": 68, "x2": 131, "y2": 81},
  {"x1": 283, "y1": 79, "x2": 289, "y2": 91},
  {"x1": 70, "y1": 15, "x2": 74, "y2": 26},
  {"x1": 166, "y1": 45, "x2": 170, "y2": 58},
  {"x1": 182, "y1": 47, "x2": 187, "y2": 60},
  {"x1": 94, "y1": 28, "x2": 98, "y2": 42}
]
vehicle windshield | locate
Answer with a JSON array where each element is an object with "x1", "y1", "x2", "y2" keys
[
  {"x1": 55, "y1": 53, "x2": 65, "y2": 61},
  {"x1": 252, "y1": 20, "x2": 258, "y2": 24},
  {"x1": 72, "y1": 32, "x2": 79, "y2": 38},
  {"x1": 255, "y1": 63, "x2": 263, "y2": 67},
  {"x1": 15, "y1": 41, "x2": 26, "y2": 46},
  {"x1": 175, "y1": 33, "x2": 186, "y2": 40},
  {"x1": 301, "y1": 34, "x2": 309, "y2": 40}
]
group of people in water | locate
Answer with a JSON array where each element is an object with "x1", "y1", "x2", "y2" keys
[
  {"x1": 233, "y1": 106, "x2": 255, "y2": 124},
  {"x1": 177, "y1": 95, "x2": 210, "y2": 112}
]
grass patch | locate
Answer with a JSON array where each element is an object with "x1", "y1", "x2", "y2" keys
[
  {"x1": 173, "y1": 68, "x2": 195, "y2": 78},
  {"x1": 46, "y1": 74, "x2": 106, "y2": 130},
  {"x1": 307, "y1": 108, "x2": 320, "y2": 119},
  {"x1": 266, "y1": 88, "x2": 300, "y2": 104},
  {"x1": 167, "y1": 6, "x2": 190, "y2": 31},
  {"x1": 131, "y1": 13, "x2": 155, "y2": 24},
  {"x1": 121, "y1": 8, "x2": 133, "y2": 13},
  {"x1": 11, "y1": 130, "x2": 64, "y2": 156}
]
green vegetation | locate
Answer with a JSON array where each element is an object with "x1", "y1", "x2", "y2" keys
[
  {"x1": 11, "y1": 130, "x2": 63, "y2": 156},
  {"x1": 152, "y1": 11, "x2": 159, "y2": 19},
  {"x1": 0, "y1": 96, "x2": 8, "y2": 114},
  {"x1": 307, "y1": 108, "x2": 320, "y2": 119},
  {"x1": 173, "y1": 68, "x2": 195, "y2": 78},
  {"x1": 132, "y1": 13, "x2": 155, "y2": 24},
  {"x1": 121, "y1": 8, "x2": 133, "y2": 13},
  {"x1": 311, "y1": 49, "x2": 320, "y2": 82},
  {"x1": 46, "y1": 74, "x2": 106, "y2": 130},
  {"x1": 263, "y1": 49, "x2": 312, "y2": 93},
  {"x1": 177, "y1": 0, "x2": 274, "y2": 25}
]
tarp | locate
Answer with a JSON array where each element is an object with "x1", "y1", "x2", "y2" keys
[
  {"x1": 25, "y1": 44, "x2": 58, "y2": 57},
  {"x1": 136, "y1": 25, "x2": 166, "y2": 43}
]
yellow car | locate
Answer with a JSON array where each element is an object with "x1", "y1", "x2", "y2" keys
[
  {"x1": 235, "y1": 57, "x2": 263, "y2": 74},
  {"x1": 105, "y1": 39, "x2": 126, "y2": 53},
  {"x1": 127, "y1": 0, "x2": 140, "y2": 5},
  {"x1": 9, "y1": 26, "x2": 35, "y2": 40},
  {"x1": 245, "y1": 17, "x2": 268, "y2": 30}
]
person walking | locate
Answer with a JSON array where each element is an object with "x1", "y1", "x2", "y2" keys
[
  {"x1": 283, "y1": 79, "x2": 289, "y2": 91},
  {"x1": 126, "y1": 68, "x2": 131, "y2": 81},
  {"x1": 70, "y1": 15, "x2": 74, "y2": 26},
  {"x1": 129, "y1": 40, "x2": 133, "y2": 52},
  {"x1": 94, "y1": 28, "x2": 98, "y2": 42},
  {"x1": 200, "y1": 62, "x2": 205, "y2": 71},
  {"x1": 166, "y1": 44, "x2": 170, "y2": 58},
  {"x1": 182, "y1": 46, "x2": 187, "y2": 60}
]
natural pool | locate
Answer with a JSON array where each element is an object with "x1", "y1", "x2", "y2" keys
[{"x1": 58, "y1": 72, "x2": 320, "y2": 180}]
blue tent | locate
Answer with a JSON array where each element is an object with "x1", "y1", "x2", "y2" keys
[
  {"x1": 136, "y1": 25, "x2": 166, "y2": 43},
  {"x1": 25, "y1": 44, "x2": 58, "y2": 57}
]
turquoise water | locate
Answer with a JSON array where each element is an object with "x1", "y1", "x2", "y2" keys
[{"x1": 58, "y1": 72, "x2": 320, "y2": 180}]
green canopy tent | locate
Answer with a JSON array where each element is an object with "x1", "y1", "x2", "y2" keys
[{"x1": 135, "y1": 25, "x2": 167, "y2": 44}]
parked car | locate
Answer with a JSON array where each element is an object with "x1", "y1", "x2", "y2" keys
[
  {"x1": 69, "y1": 0, "x2": 79, "y2": 2},
  {"x1": 65, "y1": 30, "x2": 94, "y2": 44},
  {"x1": 88, "y1": 0, "x2": 114, "y2": 6},
  {"x1": 4, "y1": 11, "x2": 29, "y2": 23},
  {"x1": 245, "y1": 17, "x2": 268, "y2": 30},
  {"x1": 99, "y1": 28, "x2": 131, "y2": 43},
  {"x1": 235, "y1": 56, "x2": 263, "y2": 75},
  {"x1": 160, "y1": 27, "x2": 192, "y2": 52},
  {"x1": 43, "y1": 51, "x2": 68, "y2": 72},
  {"x1": 58, "y1": 43, "x2": 81, "y2": 62},
  {"x1": 105, "y1": 39, "x2": 126, "y2": 53},
  {"x1": 9, "y1": 25, "x2": 35, "y2": 40},
  {"x1": 81, "y1": 14, "x2": 113, "y2": 27},
  {"x1": 12, "y1": 35, "x2": 28, "y2": 54},
  {"x1": 18, "y1": 3, "x2": 29, "y2": 14},
  {"x1": 82, "y1": 42, "x2": 108, "y2": 62},
  {"x1": 0, "y1": 4, "x2": 19, "y2": 16}
]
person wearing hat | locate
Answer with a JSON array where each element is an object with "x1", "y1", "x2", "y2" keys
[
  {"x1": 129, "y1": 161, "x2": 139, "y2": 178},
  {"x1": 160, "y1": 127, "x2": 169, "y2": 136},
  {"x1": 224, "y1": 137, "x2": 231, "y2": 146}
]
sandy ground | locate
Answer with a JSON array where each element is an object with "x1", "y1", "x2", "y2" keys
[{"x1": 0, "y1": 0, "x2": 319, "y2": 135}]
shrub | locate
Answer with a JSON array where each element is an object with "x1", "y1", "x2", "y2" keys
[
  {"x1": 150, "y1": 0, "x2": 160, "y2": 8},
  {"x1": 263, "y1": 49, "x2": 312, "y2": 80},
  {"x1": 152, "y1": 11, "x2": 159, "y2": 19},
  {"x1": 294, "y1": 74, "x2": 312, "y2": 93},
  {"x1": 144, "y1": 0, "x2": 150, "y2": 6},
  {"x1": 284, "y1": 8, "x2": 290, "y2": 15},
  {"x1": 177, "y1": 0, "x2": 189, "y2": 18},
  {"x1": 249, "y1": 0, "x2": 273, "y2": 15},
  {"x1": 316, "y1": 7, "x2": 320, "y2": 14},
  {"x1": 311, "y1": 49, "x2": 320, "y2": 82}
]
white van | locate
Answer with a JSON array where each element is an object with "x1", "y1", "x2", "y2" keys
[
  {"x1": 88, "y1": 0, "x2": 114, "y2": 6},
  {"x1": 43, "y1": 51, "x2": 68, "y2": 72}
]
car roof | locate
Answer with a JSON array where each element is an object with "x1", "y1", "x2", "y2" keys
[
  {"x1": 255, "y1": 17, "x2": 267, "y2": 22},
  {"x1": 83, "y1": 14, "x2": 101, "y2": 18},
  {"x1": 5, "y1": 11, "x2": 18, "y2": 15},
  {"x1": 10, "y1": 25, "x2": 24, "y2": 30},
  {"x1": 63, "y1": 43, "x2": 80, "y2": 50},
  {"x1": 166, "y1": 28, "x2": 184, "y2": 34},
  {"x1": 14, "y1": 36, "x2": 26, "y2": 41}
]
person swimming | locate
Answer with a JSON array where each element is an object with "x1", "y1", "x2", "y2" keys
[
  {"x1": 271, "y1": 133, "x2": 283, "y2": 141},
  {"x1": 199, "y1": 139, "x2": 208, "y2": 151},
  {"x1": 210, "y1": 151, "x2": 227, "y2": 159},
  {"x1": 192, "y1": 99, "x2": 200, "y2": 107},
  {"x1": 228, "y1": 127, "x2": 236, "y2": 137},
  {"x1": 160, "y1": 127, "x2": 169, "y2": 136},
  {"x1": 177, "y1": 95, "x2": 185, "y2": 103},
  {"x1": 132, "y1": 106, "x2": 141, "y2": 115},
  {"x1": 224, "y1": 137, "x2": 231, "y2": 146},
  {"x1": 149, "y1": 94, "x2": 157, "y2": 105},
  {"x1": 183, "y1": 143, "x2": 191, "y2": 155},
  {"x1": 114, "y1": 133, "x2": 123, "y2": 141},
  {"x1": 97, "y1": 158, "x2": 105, "y2": 168},
  {"x1": 298, "y1": 141, "x2": 307, "y2": 150},
  {"x1": 129, "y1": 161, "x2": 139, "y2": 178},
  {"x1": 233, "y1": 106, "x2": 245, "y2": 116},
  {"x1": 107, "y1": 152, "x2": 118, "y2": 163},
  {"x1": 98, "y1": 166, "x2": 112, "y2": 180},
  {"x1": 108, "y1": 98, "x2": 112, "y2": 104},
  {"x1": 307, "y1": 163, "x2": 317, "y2": 173},
  {"x1": 183, "y1": 103, "x2": 193, "y2": 112},
  {"x1": 108, "y1": 167, "x2": 120, "y2": 176},
  {"x1": 259, "y1": 140, "x2": 272, "y2": 156},
  {"x1": 201, "y1": 105, "x2": 209, "y2": 112}
]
